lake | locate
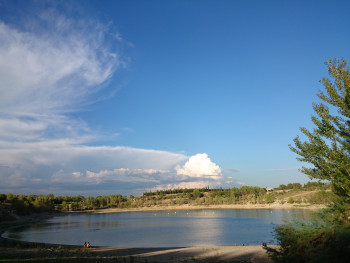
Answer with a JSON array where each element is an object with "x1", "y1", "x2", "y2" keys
[{"x1": 3, "y1": 209, "x2": 313, "y2": 247}]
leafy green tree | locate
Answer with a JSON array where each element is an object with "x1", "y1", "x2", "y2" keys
[
  {"x1": 92, "y1": 198, "x2": 101, "y2": 209},
  {"x1": 303, "y1": 181, "x2": 326, "y2": 190},
  {"x1": 60, "y1": 201, "x2": 68, "y2": 210},
  {"x1": 266, "y1": 59, "x2": 350, "y2": 262},
  {"x1": 264, "y1": 193, "x2": 275, "y2": 204},
  {"x1": 192, "y1": 189, "x2": 203, "y2": 199},
  {"x1": 0, "y1": 193, "x2": 6, "y2": 202},
  {"x1": 70, "y1": 201, "x2": 80, "y2": 211},
  {"x1": 6, "y1": 193, "x2": 14, "y2": 202},
  {"x1": 286, "y1": 183, "x2": 302, "y2": 190},
  {"x1": 85, "y1": 196, "x2": 94, "y2": 209},
  {"x1": 278, "y1": 184, "x2": 287, "y2": 190},
  {"x1": 289, "y1": 58, "x2": 350, "y2": 202}
]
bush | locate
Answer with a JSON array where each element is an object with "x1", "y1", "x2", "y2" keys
[
  {"x1": 287, "y1": 197, "x2": 294, "y2": 204},
  {"x1": 192, "y1": 189, "x2": 203, "y2": 199},
  {"x1": 306, "y1": 190, "x2": 335, "y2": 204},
  {"x1": 265, "y1": 220, "x2": 350, "y2": 263},
  {"x1": 265, "y1": 193, "x2": 275, "y2": 204},
  {"x1": 266, "y1": 201, "x2": 350, "y2": 263},
  {"x1": 0, "y1": 193, "x2": 6, "y2": 202}
]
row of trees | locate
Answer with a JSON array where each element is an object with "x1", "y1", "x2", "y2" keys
[
  {"x1": 0, "y1": 193, "x2": 129, "y2": 216},
  {"x1": 276, "y1": 182, "x2": 330, "y2": 191}
]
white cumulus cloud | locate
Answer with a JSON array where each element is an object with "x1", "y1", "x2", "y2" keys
[
  {"x1": 176, "y1": 153, "x2": 223, "y2": 180},
  {"x1": 0, "y1": 2, "x2": 190, "y2": 196},
  {"x1": 0, "y1": 3, "x2": 239, "y2": 196}
]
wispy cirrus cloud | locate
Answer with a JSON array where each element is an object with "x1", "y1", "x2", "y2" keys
[
  {"x1": 0, "y1": 2, "x2": 122, "y2": 144},
  {"x1": 0, "y1": 2, "x2": 237, "y2": 196},
  {"x1": 0, "y1": 22, "x2": 119, "y2": 117},
  {"x1": 0, "y1": 2, "x2": 180, "y2": 195}
]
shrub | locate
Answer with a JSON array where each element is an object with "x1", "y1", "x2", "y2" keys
[
  {"x1": 287, "y1": 197, "x2": 294, "y2": 204},
  {"x1": 264, "y1": 219, "x2": 350, "y2": 263},
  {"x1": 265, "y1": 193, "x2": 275, "y2": 204},
  {"x1": 306, "y1": 190, "x2": 335, "y2": 204}
]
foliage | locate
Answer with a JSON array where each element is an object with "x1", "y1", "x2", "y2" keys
[
  {"x1": 303, "y1": 181, "x2": 329, "y2": 190},
  {"x1": 0, "y1": 182, "x2": 334, "y2": 217},
  {"x1": 264, "y1": 193, "x2": 275, "y2": 204},
  {"x1": 289, "y1": 58, "x2": 350, "y2": 201},
  {"x1": 265, "y1": 217, "x2": 350, "y2": 263},
  {"x1": 192, "y1": 188, "x2": 203, "y2": 199},
  {"x1": 277, "y1": 183, "x2": 303, "y2": 190},
  {"x1": 266, "y1": 58, "x2": 350, "y2": 263},
  {"x1": 306, "y1": 190, "x2": 335, "y2": 204}
]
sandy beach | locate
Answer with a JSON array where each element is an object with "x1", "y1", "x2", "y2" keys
[
  {"x1": 0, "y1": 244, "x2": 274, "y2": 262},
  {"x1": 84, "y1": 245, "x2": 274, "y2": 262}
]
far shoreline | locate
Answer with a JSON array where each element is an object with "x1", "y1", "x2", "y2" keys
[{"x1": 88, "y1": 202, "x2": 325, "y2": 214}]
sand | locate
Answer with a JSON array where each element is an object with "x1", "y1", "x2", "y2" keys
[
  {"x1": 0, "y1": 244, "x2": 274, "y2": 262},
  {"x1": 86, "y1": 245, "x2": 275, "y2": 262}
]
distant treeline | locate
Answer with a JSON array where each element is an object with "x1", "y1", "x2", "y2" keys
[
  {"x1": 275, "y1": 181, "x2": 328, "y2": 190},
  {"x1": 0, "y1": 193, "x2": 129, "y2": 216},
  {"x1": 0, "y1": 182, "x2": 333, "y2": 221}
]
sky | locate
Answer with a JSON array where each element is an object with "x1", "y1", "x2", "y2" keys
[{"x1": 0, "y1": 0, "x2": 349, "y2": 196}]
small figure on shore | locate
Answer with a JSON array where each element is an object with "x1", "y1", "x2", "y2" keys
[{"x1": 84, "y1": 241, "x2": 91, "y2": 248}]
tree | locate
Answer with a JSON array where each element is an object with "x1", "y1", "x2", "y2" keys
[
  {"x1": 0, "y1": 193, "x2": 6, "y2": 202},
  {"x1": 289, "y1": 58, "x2": 350, "y2": 201},
  {"x1": 192, "y1": 189, "x2": 203, "y2": 199},
  {"x1": 265, "y1": 58, "x2": 350, "y2": 262}
]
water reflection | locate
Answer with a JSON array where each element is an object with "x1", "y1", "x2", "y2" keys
[{"x1": 3, "y1": 209, "x2": 313, "y2": 247}]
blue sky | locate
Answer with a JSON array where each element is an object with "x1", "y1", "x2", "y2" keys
[{"x1": 0, "y1": 0, "x2": 349, "y2": 196}]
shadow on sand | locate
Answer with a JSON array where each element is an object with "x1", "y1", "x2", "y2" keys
[{"x1": 86, "y1": 245, "x2": 273, "y2": 262}]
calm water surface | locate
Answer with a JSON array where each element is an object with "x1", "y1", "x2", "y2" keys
[{"x1": 4, "y1": 209, "x2": 313, "y2": 247}]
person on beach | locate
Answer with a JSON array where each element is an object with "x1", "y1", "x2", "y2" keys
[{"x1": 84, "y1": 241, "x2": 91, "y2": 248}]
